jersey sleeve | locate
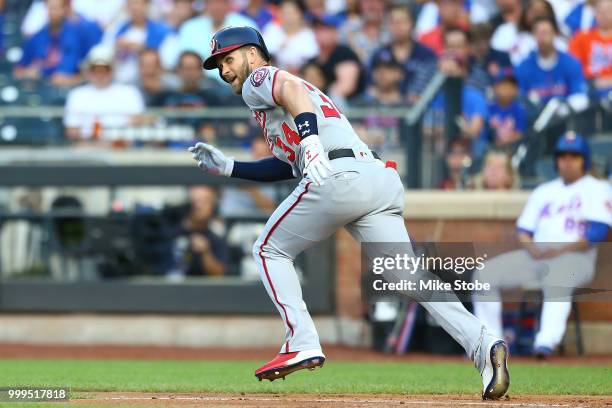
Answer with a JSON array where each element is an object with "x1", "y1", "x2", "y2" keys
[
  {"x1": 584, "y1": 181, "x2": 612, "y2": 226},
  {"x1": 241, "y1": 66, "x2": 280, "y2": 110},
  {"x1": 517, "y1": 186, "x2": 546, "y2": 233}
]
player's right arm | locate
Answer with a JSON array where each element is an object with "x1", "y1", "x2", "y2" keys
[
  {"x1": 516, "y1": 186, "x2": 545, "y2": 259},
  {"x1": 270, "y1": 69, "x2": 333, "y2": 186},
  {"x1": 188, "y1": 142, "x2": 295, "y2": 182}
]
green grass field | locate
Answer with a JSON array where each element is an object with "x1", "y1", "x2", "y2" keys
[{"x1": 0, "y1": 359, "x2": 610, "y2": 398}]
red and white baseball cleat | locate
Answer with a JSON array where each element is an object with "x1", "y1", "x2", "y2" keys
[{"x1": 255, "y1": 349, "x2": 325, "y2": 381}]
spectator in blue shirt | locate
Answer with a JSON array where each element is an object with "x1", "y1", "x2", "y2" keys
[
  {"x1": 516, "y1": 16, "x2": 589, "y2": 112},
  {"x1": 14, "y1": 0, "x2": 85, "y2": 87},
  {"x1": 73, "y1": 14, "x2": 103, "y2": 60},
  {"x1": 488, "y1": 73, "x2": 527, "y2": 153},
  {"x1": 103, "y1": 0, "x2": 172, "y2": 84},
  {"x1": 369, "y1": 4, "x2": 437, "y2": 103}
]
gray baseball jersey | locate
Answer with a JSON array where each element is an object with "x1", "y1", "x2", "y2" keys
[
  {"x1": 242, "y1": 65, "x2": 499, "y2": 371},
  {"x1": 242, "y1": 65, "x2": 372, "y2": 177}
]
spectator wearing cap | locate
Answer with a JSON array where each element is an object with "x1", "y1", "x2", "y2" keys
[
  {"x1": 338, "y1": 0, "x2": 390, "y2": 64},
  {"x1": 418, "y1": 0, "x2": 470, "y2": 56},
  {"x1": 516, "y1": 17, "x2": 588, "y2": 112},
  {"x1": 263, "y1": 0, "x2": 318, "y2": 73},
  {"x1": 569, "y1": 0, "x2": 612, "y2": 98},
  {"x1": 369, "y1": 4, "x2": 437, "y2": 103},
  {"x1": 240, "y1": 0, "x2": 277, "y2": 31},
  {"x1": 468, "y1": 23, "x2": 513, "y2": 94},
  {"x1": 15, "y1": 0, "x2": 87, "y2": 87},
  {"x1": 176, "y1": 0, "x2": 256, "y2": 82},
  {"x1": 102, "y1": 0, "x2": 172, "y2": 84},
  {"x1": 307, "y1": 14, "x2": 364, "y2": 108},
  {"x1": 488, "y1": 73, "x2": 527, "y2": 152},
  {"x1": 63, "y1": 45, "x2": 145, "y2": 144}
]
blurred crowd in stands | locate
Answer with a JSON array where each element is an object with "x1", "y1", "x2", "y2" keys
[
  {"x1": 1, "y1": 0, "x2": 611, "y2": 278},
  {"x1": 1, "y1": 0, "x2": 611, "y2": 170}
]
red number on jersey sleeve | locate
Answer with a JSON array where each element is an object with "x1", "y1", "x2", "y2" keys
[
  {"x1": 302, "y1": 81, "x2": 341, "y2": 119},
  {"x1": 282, "y1": 122, "x2": 301, "y2": 145},
  {"x1": 276, "y1": 138, "x2": 296, "y2": 162}
]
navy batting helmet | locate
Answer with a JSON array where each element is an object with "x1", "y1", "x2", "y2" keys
[
  {"x1": 202, "y1": 26, "x2": 270, "y2": 71},
  {"x1": 554, "y1": 131, "x2": 591, "y2": 170}
]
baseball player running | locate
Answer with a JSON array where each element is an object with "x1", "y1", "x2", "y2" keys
[
  {"x1": 189, "y1": 26, "x2": 510, "y2": 399},
  {"x1": 473, "y1": 132, "x2": 611, "y2": 358}
]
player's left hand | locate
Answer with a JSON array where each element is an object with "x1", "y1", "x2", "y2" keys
[
  {"x1": 188, "y1": 142, "x2": 234, "y2": 176},
  {"x1": 300, "y1": 135, "x2": 332, "y2": 186}
]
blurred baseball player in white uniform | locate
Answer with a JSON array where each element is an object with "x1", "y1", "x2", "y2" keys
[
  {"x1": 189, "y1": 26, "x2": 510, "y2": 399},
  {"x1": 473, "y1": 132, "x2": 611, "y2": 357}
]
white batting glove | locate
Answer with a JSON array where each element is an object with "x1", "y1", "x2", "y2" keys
[
  {"x1": 188, "y1": 142, "x2": 234, "y2": 177},
  {"x1": 300, "y1": 135, "x2": 332, "y2": 186}
]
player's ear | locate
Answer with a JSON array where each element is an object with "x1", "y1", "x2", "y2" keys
[{"x1": 247, "y1": 46, "x2": 258, "y2": 65}]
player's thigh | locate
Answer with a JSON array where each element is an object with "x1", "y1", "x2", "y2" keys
[
  {"x1": 477, "y1": 249, "x2": 540, "y2": 289},
  {"x1": 255, "y1": 180, "x2": 340, "y2": 259},
  {"x1": 542, "y1": 252, "x2": 595, "y2": 290},
  {"x1": 346, "y1": 211, "x2": 410, "y2": 243}
]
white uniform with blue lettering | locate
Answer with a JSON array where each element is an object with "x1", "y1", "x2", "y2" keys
[
  {"x1": 473, "y1": 175, "x2": 612, "y2": 349},
  {"x1": 243, "y1": 65, "x2": 499, "y2": 363}
]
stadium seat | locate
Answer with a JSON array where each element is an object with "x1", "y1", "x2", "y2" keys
[{"x1": 0, "y1": 117, "x2": 63, "y2": 145}]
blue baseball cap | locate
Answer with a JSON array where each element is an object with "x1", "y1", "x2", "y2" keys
[{"x1": 554, "y1": 131, "x2": 591, "y2": 170}]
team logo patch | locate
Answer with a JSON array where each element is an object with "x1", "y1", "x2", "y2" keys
[
  {"x1": 250, "y1": 67, "x2": 269, "y2": 87},
  {"x1": 210, "y1": 38, "x2": 218, "y2": 53}
]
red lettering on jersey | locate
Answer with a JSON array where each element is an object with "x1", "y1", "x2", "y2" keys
[
  {"x1": 253, "y1": 110, "x2": 273, "y2": 149},
  {"x1": 276, "y1": 138, "x2": 296, "y2": 162},
  {"x1": 302, "y1": 81, "x2": 342, "y2": 119},
  {"x1": 282, "y1": 122, "x2": 301, "y2": 145}
]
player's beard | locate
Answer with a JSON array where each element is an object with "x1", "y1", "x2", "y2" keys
[{"x1": 233, "y1": 56, "x2": 253, "y2": 95}]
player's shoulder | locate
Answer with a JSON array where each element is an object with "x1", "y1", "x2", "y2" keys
[
  {"x1": 241, "y1": 66, "x2": 284, "y2": 108},
  {"x1": 579, "y1": 175, "x2": 611, "y2": 192},
  {"x1": 243, "y1": 66, "x2": 279, "y2": 92},
  {"x1": 532, "y1": 177, "x2": 563, "y2": 196}
]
